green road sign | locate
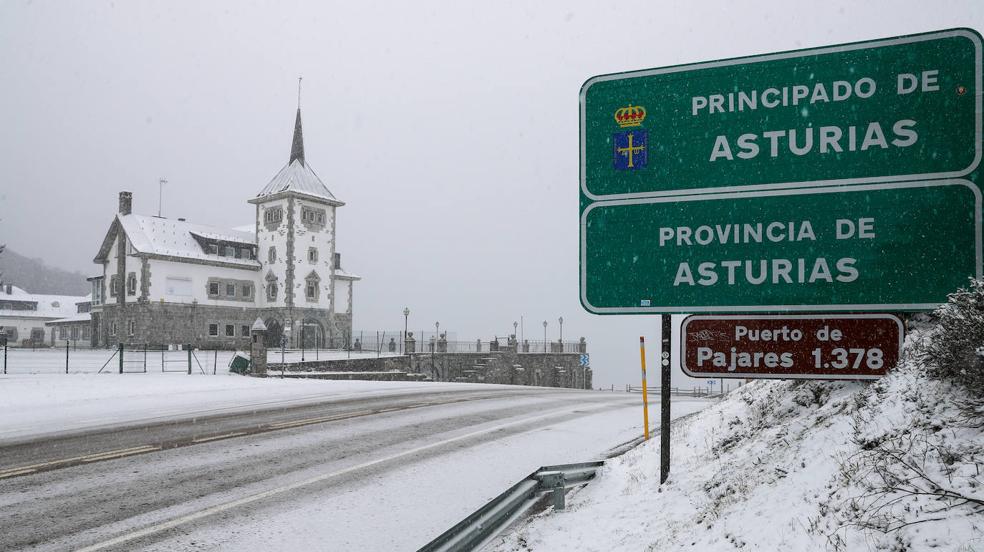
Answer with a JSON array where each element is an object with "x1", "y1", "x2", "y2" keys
[
  {"x1": 580, "y1": 180, "x2": 981, "y2": 313},
  {"x1": 580, "y1": 29, "x2": 982, "y2": 200}
]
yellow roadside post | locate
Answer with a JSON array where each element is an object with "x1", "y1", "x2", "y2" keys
[{"x1": 639, "y1": 336, "x2": 650, "y2": 440}]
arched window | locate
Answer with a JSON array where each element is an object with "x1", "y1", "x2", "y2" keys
[
  {"x1": 305, "y1": 270, "x2": 320, "y2": 302},
  {"x1": 265, "y1": 271, "x2": 279, "y2": 301}
]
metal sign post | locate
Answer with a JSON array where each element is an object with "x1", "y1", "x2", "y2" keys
[
  {"x1": 660, "y1": 315, "x2": 671, "y2": 484},
  {"x1": 579, "y1": 28, "x2": 983, "y2": 486}
]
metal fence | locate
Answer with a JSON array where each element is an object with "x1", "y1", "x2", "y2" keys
[
  {"x1": 624, "y1": 384, "x2": 741, "y2": 396},
  {"x1": 0, "y1": 343, "x2": 237, "y2": 375}
]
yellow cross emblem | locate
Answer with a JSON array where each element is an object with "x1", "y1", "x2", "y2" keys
[{"x1": 616, "y1": 132, "x2": 645, "y2": 168}]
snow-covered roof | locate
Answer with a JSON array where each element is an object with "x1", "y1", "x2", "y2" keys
[
  {"x1": 0, "y1": 287, "x2": 87, "y2": 320},
  {"x1": 254, "y1": 159, "x2": 341, "y2": 204},
  {"x1": 46, "y1": 312, "x2": 92, "y2": 325},
  {"x1": 334, "y1": 268, "x2": 361, "y2": 281},
  {"x1": 252, "y1": 108, "x2": 342, "y2": 205},
  {"x1": 101, "y1": 214, "x2": 260, "y2": 268}
]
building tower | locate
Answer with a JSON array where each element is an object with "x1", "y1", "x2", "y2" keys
[{"x1": 249, "y1": 105, "x2": 345, "y2": 348}]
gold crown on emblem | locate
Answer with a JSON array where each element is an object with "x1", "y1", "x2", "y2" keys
[{"x1": 614, "y1": 104, "x2": 646, "y2": 128}]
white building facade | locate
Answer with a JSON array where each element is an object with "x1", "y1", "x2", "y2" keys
[
  {"x1": 0, "y1": 285, "x2": 90, "y2": 348},
  {"x1": 89, "y1": 108, "x2": 359, "y2": 349}
]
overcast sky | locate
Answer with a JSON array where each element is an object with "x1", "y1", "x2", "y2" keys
[{"x1": 2, "y1": 0, "x2": 982, "y2": 388}]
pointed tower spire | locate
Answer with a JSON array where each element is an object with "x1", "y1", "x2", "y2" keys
[{"x1": 290, "y1": 77, "x2": 305, "y2": 165}]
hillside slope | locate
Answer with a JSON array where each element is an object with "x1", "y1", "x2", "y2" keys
[
  {"x1": 490, "y1": 333, "x2": 983, "y2": 551},
  {"x1": 0, "y1": 248, "x2": 89, "y2": 295}
]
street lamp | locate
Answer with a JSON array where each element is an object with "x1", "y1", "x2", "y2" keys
[
  {"x1": 542, "y1": 320, "x2": 548, "y2": 353},
  {"x1": 558, "y1": 316, "x2": 564, "y2": 344},
  {"x1": 403, "y1": 307, "x2": 410, "y2": 354},
  {"x1": 513, "y1": 321, "x2": 518, "y2": 343}
]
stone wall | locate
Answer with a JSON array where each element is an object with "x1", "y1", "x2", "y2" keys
[
  {"x1": 271, "y1": 355, "x2": 408, "y2": 373},
  {"x1": 409, "y1": 351, "x2": 592, "y2": 389},
  {"x1": 269, "y1": 350, "x2": 592, "y2": 389},
  {"x1": 97, "y1": 302, "x2": 350, "y2": 350}
]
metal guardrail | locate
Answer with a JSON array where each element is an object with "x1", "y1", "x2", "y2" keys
[{"x1": 417, "y1": 461, "x2": 603, "y2": 552}]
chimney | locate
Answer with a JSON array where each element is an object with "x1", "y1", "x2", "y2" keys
[
  {"x1": 334, "y1": 252, "x2": 341, "y2": 270},
  {"x1": 5, "y1": 284, "x2": 11, "y2": 295},
  {"x1": 119, "y1": 191, "x2": 133, "y2": 215}
]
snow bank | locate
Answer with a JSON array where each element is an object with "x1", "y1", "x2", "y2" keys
[
  {"x1": 0, "y1": 374, "x2": 487, "y2": 443},
  {"x1": 490, "y1": 332, "x2": 984, "y2": 551}
]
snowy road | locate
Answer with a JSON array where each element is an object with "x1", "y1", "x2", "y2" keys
[{"x1": 0, "y1": 384, "x2": 710, "y2": 551}]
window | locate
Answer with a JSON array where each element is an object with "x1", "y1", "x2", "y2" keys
[
  {"x1": 308, "y1": 247, "x2": 318, "y2": 263},
  {"x1": 109, "y1": 275, "x2": 119, "y2": 297},
  {"x1": 71, "y1": 326, "x2": 79, "y2": 340},
  {"x1": 305, "y1": 270, "x2": 320, "y2": 302},
  {"x1": 110, "y1": 322, "x2": 117, "y2": 336},
  {"x1": 59, "y1": 326, "x2": 68, "y2": 339},
  {"x1": 31, "y1": 328, "x2": 44, "y2": 343},
  {"x1": 128, "y1": 320, "x2": 135, "y2": 336},
  {"x1": 208, "y1": 243, "x2": 219, "y2": 255},
  {"x1": 2, "y1": 327, "x2": 17, "y2": 342},
  {"x1": 247, "y1": 248, "x2": 256, "y2": 260},
  {"x1": 92, "y1": 279, "x2": 104, "y2": 305},
  {"x1": 209, "y1": 282, "x2": 220, "y2": 296},
  {"x1": 268, "y1": 246, "x2": 277, "y2": 263},
  {"x1": 267, "y1": 282, "x2": 278, "y2": 301},
  {"x1": 224, "y1": 245, "x2": 235, "y2": 257},
  {"x1": 241, "y1": 325, "x2": 250, "y2": 337},
  {"x1": 225, "y1": 283, "x2": 236, "y2": 296},
  {"x1": 242, "y1": 284, "x2": 252, "y2": 297},
  {"x1": 300, "y1": 206, "x2": 327, "y2": 228},
  {"x1": 81, "y1": 326, "x2": 90, "y2": 340},
  {"x1": 126, "y1": 272, "x2": 137, "y2": 296},
  {"x1": 225, "y1": 324, "x2": 235, "y2": 337},
  {"x1": 264, "y1": 207, "x2": 283, "y2": 224},
  {"x1": 208, "y1": 323, "x2": 218, "y2": 336}
]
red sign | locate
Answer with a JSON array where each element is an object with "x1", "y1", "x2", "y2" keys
[{"x1": 681, "y1": 314, "x2": 903, "y2": 380}]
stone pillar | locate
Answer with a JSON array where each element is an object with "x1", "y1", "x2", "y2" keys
[
  {"x1": 437, "y1": 333, "x2": 447, "y2": 353},
  {"x1": 250, "y1": 318, "x2": 268, "y2": 376},
  {"x1": 405, "y1": 332, "x2": 416, "y2": 353},
  {"x1": 388, "y1": 338, "x2": 396, "y2": 353},
  {"x1": 578, "y1": 337, "x2": 587, "y2": 353}
]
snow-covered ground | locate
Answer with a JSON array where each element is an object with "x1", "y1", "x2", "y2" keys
[
  {"x1": 0, "y1": 372, "x2": 715, "y2": 551},
  {"x1": 139, "y1": 398, "x2": 713, "y2": 552},
  {"x1": 490, "y1": 336, "x2": 984, "y2": 551},
  {"x1": 0, "y1": 347, "x2": 398, "y2": 375},
  {"x1": 0, "y1": 374, "x2": 485, "y2": 442}
]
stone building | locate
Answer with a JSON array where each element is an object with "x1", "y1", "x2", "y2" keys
[{"x1": 88, "y1": 107, "x2": 359, "y2": 349}]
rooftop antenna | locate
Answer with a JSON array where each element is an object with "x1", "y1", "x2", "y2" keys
[{"x1": 158, "y1": 177, "x2": 167, "y2": 217}]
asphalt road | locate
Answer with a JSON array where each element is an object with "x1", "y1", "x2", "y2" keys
[{"x1": 0, "y1": 386, "x2": 644, "y2": 551}]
